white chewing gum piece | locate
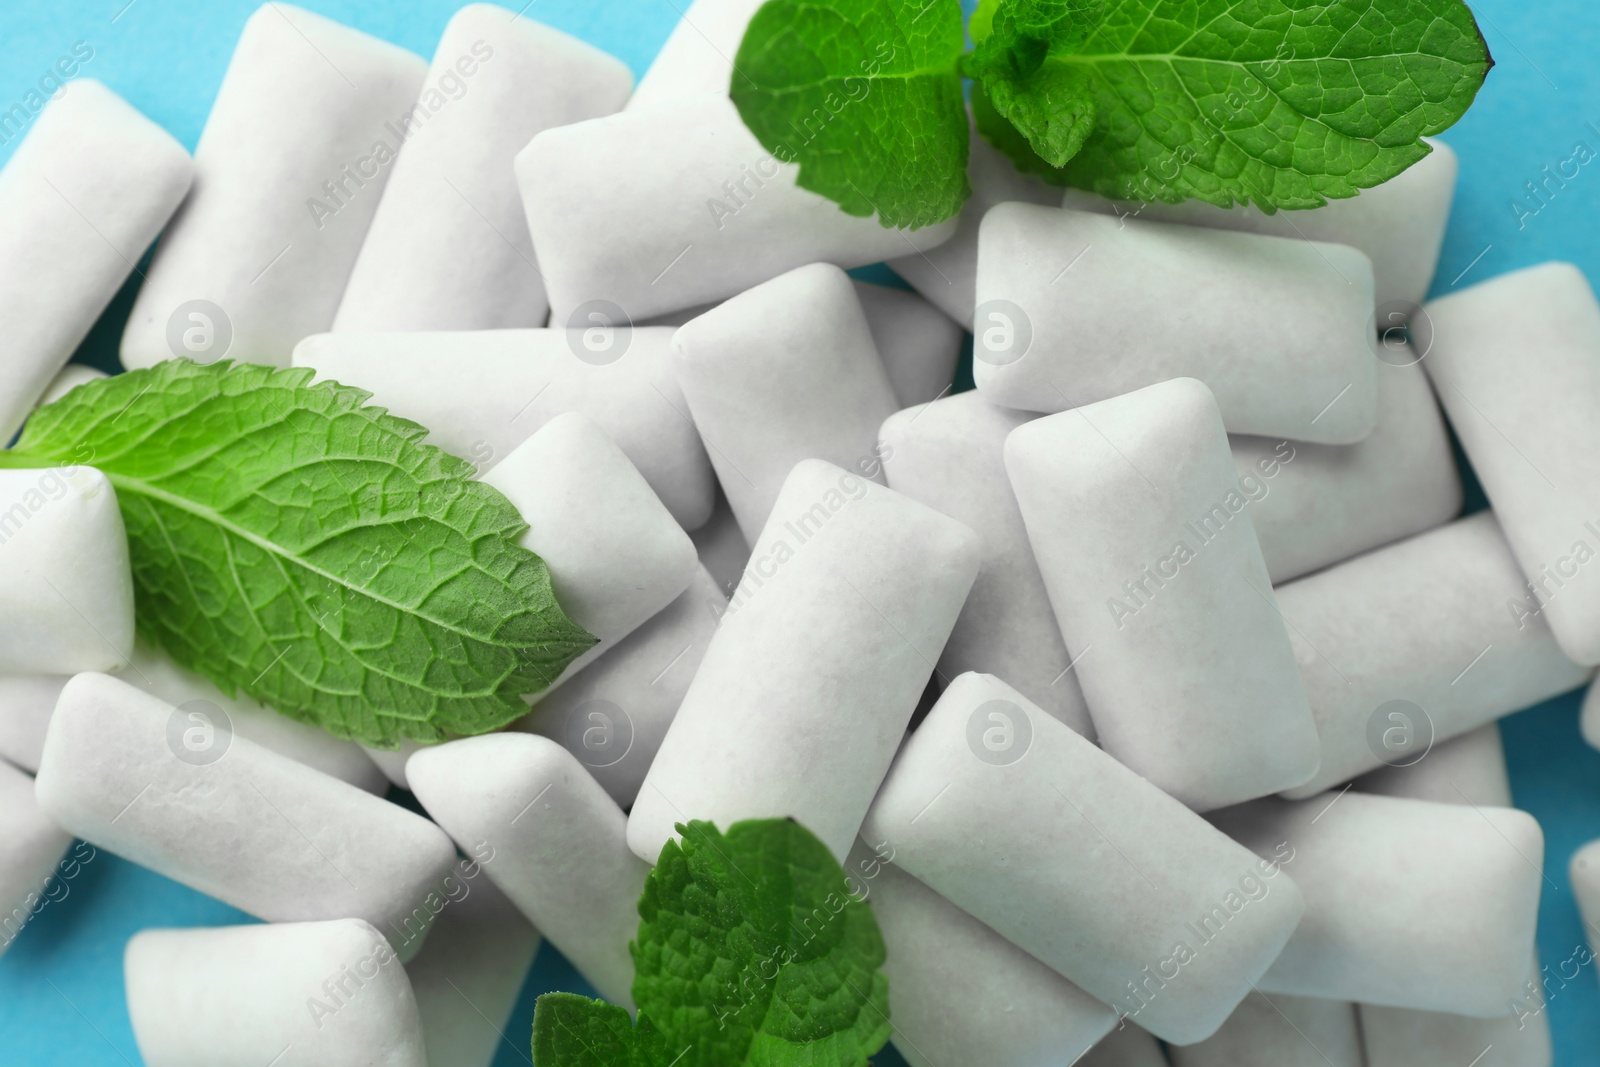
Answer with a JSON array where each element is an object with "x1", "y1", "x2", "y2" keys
[
  {"x1": 481, "y1": 411, "x2": 697, "y2": 690},
  {"x1": 0, "y1": 79, "x2": 192, "y2": 440},
  {"x1": 1211, "y1": 792, "x2": 1543, "y2": 1015},
  {"x1": 688, "y1": 491, "x2": 750, "y2": 595},
  {"x1": 628, "y1": 459, "x2": 980, "y2": 864},
  {"x1": 0, "y1": 759, "x2": 72, "y2": 957},
  {"x1": 888, "y1": 120, "x2": 1062, "y2": 329},
  {"x1": 851, "y1": 281, "x2": 963, "y2": 406},
  {"x1": 1061, "y1": 139, "x2": 1458, "y2": 313},
  {"x1": 625, "y1": 0, "x2": 765, "y2": 111},
  {"x1": 1584, "y1": 680, "x2": 1600, "y2": 752},
  {"x1": 334, "y1": 8, "x2": 632, "y2": 332},
  {"x1": 1571, "y1": 837, "x2": 1600, "y2": 959},
  {"x1": 34, "y1": 673, "x2": 456, "y2": 959},
  {"x1": 1423, "y1": 262, "x2": 1600, "y2": 665},
  {"x1": 1167, "y1": 992, "x2": 1362, "y2": 1065},
  {"x1": 670, "y1": 263, "x2": 900, "y2": 542},
  {"x1": 880, "y1": 391, "x2": 1093, "y2": 737},
  {"x1": 402, "y1": 869, "x2": 541, "y2": 1067},
  {"x1": 0, "y1": 466, "x2": 134, "y2": 674},
  {"x1": 1359, "y1": 1000, "x2": 1553, "y2": 1067},
  {"x1": 1354, "y1": 723, "x2": 1513, "y2": 808},
  {"x1": 516, "y1": 566, "x2": 724, "y2": 808},
  {"x1": 125, "y1": 919, "x2": 427, "y2": 1067},
  {"x1": 405, "y1": 733, "x2": 647, "y2": 1008},
  {"x1": 291, "y1": 327, "x2": 716, "y2": 530},
  {"x1": 1235, "y1": 359, "x2": 1461, "y2": 583},
  {"x1": 1005, "y1": 378, "x2": 1319, "y2": 810},
  {"x1": 1077, "y1": 1025, "x2": 1172, "y2": 1066},
  {"x1": 975, "y1": 203, "x2": 1378, "y2": 445},
  {"x1": 847, "y1": 839, "x2": 1117, "y2": 1067},
  {"x1": 515, "y1": 93, "x2": 956, "y2": 323},
  {"x1": 0, "y1": 675, "x2": 69, "y2": 773},
  {"x1": 862, "y1": 672, "x2": 1306, "y2": 1046},
  {"x1": 121, "y1": 4, "x2": 428, "y2": 369},
  {"x1": 1275, "y1": 512, "x2": 1591, "y2": 799}
]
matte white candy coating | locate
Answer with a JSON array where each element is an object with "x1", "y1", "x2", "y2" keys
[
  {"x1": 1005, "y1": 378, "x2": 1319, "y2": 810},
  {"x1": 1423, "y1": 262, "x2": 1600, "y2": 664},
  {"x1": 516, "y1": 93, "x2": 955, "y2": 322},
  {"x1": 125, "y1": 919, "x2": 426, "y2": 1067},
  {"x1": 406, "y1": 733, "x2": 647, "y2": 1007},
  {"x1": 1572, "y1": 838, "x2": 1600, "y2": 955},
  {"x1": 1584, "y1": 681, "x2": 1600, "y2": 752},
  {"x1": 888, "y1": 122, "x2": 1061, "y2": 328},
  {"x1": 1236, "y1": 360, "x2": 1461, "y2": 584},
  {"x1": 671, "y1": 263, "x2": 900, "y2": 541},
  {"x1": 335, "y1": 9, "x2": 631, "y2": 332},
  {"x1": 0, "y1": 79, "x2": 191, "y2": 440},
  {"x1": 1354, "y1": 723, "x2": 1512, "y2": 808},
  {"x1": 35, "y1": 364, "x2": 108, "y2": 408},
  {"x1": 0, "y1": 759, "x2": 72, "y2": 957},
  {"x1": 122, "y1": 4, "x2": 428, "y2": 369},
  {"x1": 976, "y1": 204, "x2": 1378, "y2": 445},
  {"x1": 630, "y1": 460, "x2": 978, "y2": 863},
  {"x1": 292, "y1": 327, "x2": 716, "y2": 529},
  {"x1": 35, "y1": 673, "x2": 456, "y2": 956},
  {"x1": 1276, "y1": 512, "x2": 1591, "y2": 798},
  {"x1": 1077, "y1": 1025, "x2": 1172, "y2": 1066},
  {"x1": 1168, "y1": 993, "x2": 1362, "y2": 1065},
  {"x1": 1212, "y1": 792, "x2": 1543, "y2": 1014},
  {"x1": 864, "y1": 672, "x2": 1306, "y2": 1045},
  {"x1": 848, "y1": 839, "x2": 1116, "y2": 1067},
  {"x1": 482, "y1": 411, "x2": 697, "y2": 687},
  {"x1": 518, "y1": 566, "x2": 724, "y2": 807},
  {"x1": 626, "y1": 0, "x2": 765, "y2": 110},
  {"x1": 1060, "y1": 139, "x2": 1458, "y2": 312},
  {"x1": 0, "y1": 467, "x2": 134, "y2": 674},
  {"x1": 880, "y1": 391, "x2": 1093, "y2": 736},
  {"x1": 0, "y1": 674, "x2": 67, "y2": 773},
  {"x1": 403, "y1": 867, "x2": 541, "y2": 1067},
  {"x1": 689, "y1": 492, "x2": 749, "y2": 596},
  {"x1": 1359, "y1": 1002, "x2": 1553, "y2": 1067},
  {"x1": 128, "y1": 637, "x2": 387, "y2": 793},
  {"x1": 851, "y1": 281, "x2": 963, "y2": 406}
]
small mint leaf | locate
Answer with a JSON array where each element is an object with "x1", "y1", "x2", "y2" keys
[
  {"x1": 731, "y1": 0, "x2": 970, "y2": 229},
  {"x1": 532, "y1": 993, "x2": 673, "y2": 1066},
  {"x1": 631, "y1": 819, "x2": 891, "y2": 1067},
  {"x1": 2, "y1": 360, "x2": 594, "y2": 747}
]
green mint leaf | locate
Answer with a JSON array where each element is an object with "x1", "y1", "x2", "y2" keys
[
  {"x1": 963, "y1": 0, "x2": 1103, "y2": 167},
  {"x1": 730, "y1": 0, "x2": 971, "y2": 229},
  {"x1": 532, "y1": 993, "x2": 672, "y2": 1066},
  {"x1": 632, "y1": 819, "x2": 892, "y2": 1067},
  {"x1": 2, "y1": 360, "x2": 593, "y2": 747}
]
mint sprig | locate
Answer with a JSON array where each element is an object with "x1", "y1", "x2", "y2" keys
[
  {"x1": 533, "y1": 819, "x2": 892, "y2": 1067},
  {"x1": 0, "y1": 360, "x2": 593, "y2": 747},
  {"x1": 731, "y1": 0, "x2": 1492, "y2": 222}
]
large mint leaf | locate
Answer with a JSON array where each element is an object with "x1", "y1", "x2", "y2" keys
[
  {"x1": 730, "y1": 0, "x2": 970, "y2": 229},
  {"x1": 1, "y1": 360, "x2": 593, "y2": 747},
  {"x1": 632, "y1": 820, "x2": 892, "y2": 1067},
  {"x1": 972, "y1": 0, "x2": 1492, "y2": 209},
  {"x1": 964, "y1": 0, "x2": 1104, "y2": 167}
]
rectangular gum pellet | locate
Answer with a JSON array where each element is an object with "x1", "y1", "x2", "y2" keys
[
  {"x1": 879, "y1": 390, "x2": 1094, "y2": 737},
  {"x1": 1422, "y1": 262, "x2": 1600, "y2": 665},
  {"x1": 844, "y1": 838, "x2": 1117, "y2": 1067},
  {"x1": 34, "y1": 672, "x2": 457, "y2": 959},
  {"x1": 1275, "y1": 512, "x2": 1591, "y2": 798},
  {"x1": 1005, "y1": 378, "x2": 1320, "y2": 810},
  {"x1": 1353, "y1": 723, "x2": 1512, "y2": 808},
  {"x1": 333, "y1": 8, "x2": 633, "y2": 332},
  {"x1": 1061, "y1": 139, "x2": 1458, "y2": 313},
  {"x1": 862, "y1": 672, "x2": 1306, "y2": 1045},
  {"x1": 0, "y1": 79, "x2": 192, "y2": 440},
  {"x1": 515, "y1": 93, "x2": 956, "y2": 323},
  {"x1": 975, "y1": 203, "x2": 1378, "y2": 445},
  {"x1": 671, "y1": 263, "x2": 901, "y2": 542},
  {"x1": 1234, "y1": 360, "x2": 1462, "y2": 584},
  {"x1": 291, "y1": 327, "x2": 716, "y2": 530},
  {"x1": 628, "y1": 459, "x2": 980, "y2": 864},
  {"x1": 1359, "y1": 1001, "x2": 1553, "y2": 1067},
  {"x1": 0, "y1": 759, "x2": 72, "y2": 957},
  {"x1": 1211, "y1": 792, "x2": 1543, "y2": 1015},
  {"x1": 1167, "y1": 993, "x2": 1363, "y2": 1065},
  {"x1": 121, "y1": 4, "x2": 428, "y2": 369}
]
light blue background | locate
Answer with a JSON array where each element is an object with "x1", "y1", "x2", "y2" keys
[{"x1": 1, "y1": 1, "x2": 1599, "y2": 1064}]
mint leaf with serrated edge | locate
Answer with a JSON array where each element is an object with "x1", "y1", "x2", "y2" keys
[
  {"x1": 975, "y1": 0, "x2": 1493, "y2": 210},
  {"x1": 730, "y1": 0, "x2": 970, "y2": 230},
  {"x1": 531, "y1": 818, "x2": 892, "y2": 1067},
  {"x1": 0, "y1": 360, "x2": 593, "y2": 747}
]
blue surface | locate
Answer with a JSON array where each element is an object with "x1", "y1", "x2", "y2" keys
[{"x1": 1, "y1": 1, "x2": 1599, "y2": 1064}]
